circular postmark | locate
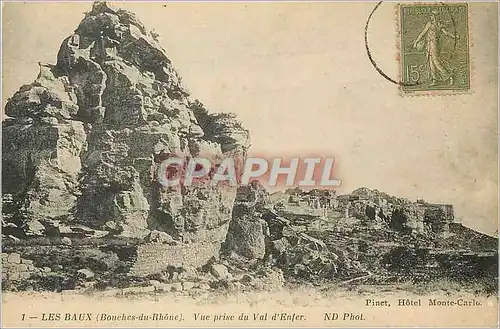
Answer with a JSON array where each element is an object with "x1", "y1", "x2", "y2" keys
[{"x1": 364, "y1": 1, "x2": 459, "y2": 88}]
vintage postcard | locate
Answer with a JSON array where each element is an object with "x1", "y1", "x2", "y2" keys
[{"x1": 1, "y1": 1, "x2": 498, "y2": 328}]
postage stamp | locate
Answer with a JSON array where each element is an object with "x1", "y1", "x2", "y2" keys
[{"x1": 398, "y1": 3, "x2": 470, "y2": 93}]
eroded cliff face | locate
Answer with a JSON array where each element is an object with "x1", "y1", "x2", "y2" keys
[{"x1": 2, "y1": 1, "x2": 249, "y2": 257}]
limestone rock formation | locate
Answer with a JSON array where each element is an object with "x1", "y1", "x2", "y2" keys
[{"x1": 2, "y1": 1, "x2": 249, "y2": 268}]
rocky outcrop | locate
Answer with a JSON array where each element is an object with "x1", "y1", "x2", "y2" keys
[
  {"x1": 190, "y1": 101, "x2": 250, "y2": 154},
  {"x1": 2, "y1": 1, "x2": 249, "y2": 268},
  {"x1": 2, "y1": 116, "x2": 87, "y2": 230},
  {"x1": 225, "y1": 186, "x2": 464, "y2": 284}
]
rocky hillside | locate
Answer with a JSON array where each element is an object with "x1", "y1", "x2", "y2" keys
[{"x1": 222, "y1": 184, "x2": 497, "y2": 289}]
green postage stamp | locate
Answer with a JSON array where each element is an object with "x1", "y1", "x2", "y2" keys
[{"x1": 399, "y1": 3, "x2": 470, "y2": 93}]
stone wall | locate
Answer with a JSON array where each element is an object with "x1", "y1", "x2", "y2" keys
[
  {"x1": 129, "y1": 224, "x2": 229, "y2": 276},
  {"x1": 129, "y1": 242, "x2": 220, "y2": 276},
  {"x1": 1, "y1": 253, "x2": 40, "y2": 282}
]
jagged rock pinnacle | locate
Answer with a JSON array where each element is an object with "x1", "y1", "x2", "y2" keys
[{"x1": 2, "y1": 0, "x2": 249, "y2": 270}]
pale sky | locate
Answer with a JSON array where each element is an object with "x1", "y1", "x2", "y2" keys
[{"x1": 2, "y1": 2, "x2": 498, "y2": 235}]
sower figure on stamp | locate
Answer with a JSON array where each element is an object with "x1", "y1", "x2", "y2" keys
[{"x1": 412, "y1": 10, "x2": 458, "y2": 86}]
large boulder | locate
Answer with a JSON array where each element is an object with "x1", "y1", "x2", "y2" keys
[
  {"x1": 225, "y1": 204, "x2": 267, "y2": 259},
  {"x1": 225, "y1": 182, "x2": 270, "y2": 260}
]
